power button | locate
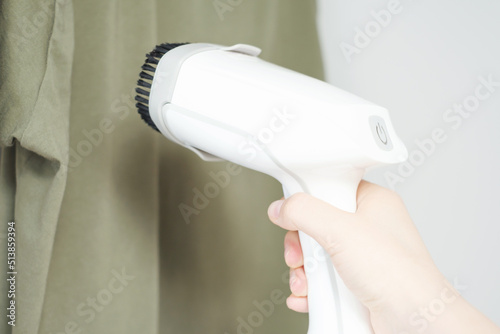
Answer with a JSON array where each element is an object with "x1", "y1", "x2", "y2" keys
[{"x1": 369, "y1": 116, "x2": 393, "y2": 151}]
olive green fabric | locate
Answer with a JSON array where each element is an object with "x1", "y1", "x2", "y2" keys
[{"x1": 0, "y1": 0, "x2": 324, "y2": 333}]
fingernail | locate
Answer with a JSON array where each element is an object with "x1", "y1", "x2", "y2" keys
[
  {"x1": 290, "y1": 270, "x2": 297, "y2": 288},
  {"x1": 268, "y1": 200, "x2": 284, "y2": 220}
]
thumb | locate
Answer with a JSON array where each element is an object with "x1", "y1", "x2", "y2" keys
[{"x1": 268, "y1": 193, "x2": 356, "y2": 248}]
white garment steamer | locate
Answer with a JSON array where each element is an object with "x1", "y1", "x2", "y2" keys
[{"x1": 135, "y1": 42, "x2": 408, "y2": 334}]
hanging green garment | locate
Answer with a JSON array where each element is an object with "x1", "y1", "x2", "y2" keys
[{"x1": 0, "y1": 1, "x2": 323, "y2": 333}]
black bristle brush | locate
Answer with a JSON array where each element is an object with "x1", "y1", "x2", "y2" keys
[{"x1": 135, "y1": 42, "x2": 188, "y2": 132}]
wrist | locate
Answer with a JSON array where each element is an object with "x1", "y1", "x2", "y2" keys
[{"x1": 369, "y1": 265, "x2": 460, "y2": 333}]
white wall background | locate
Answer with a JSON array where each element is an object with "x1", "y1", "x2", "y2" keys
[{"x1": 317, "y1": 0, "x2": 500, "y2": 325}]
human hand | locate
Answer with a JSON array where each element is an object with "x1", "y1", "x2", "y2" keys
[{"x1": 267, "y1": 181, "x2": 500, "y2": 333}]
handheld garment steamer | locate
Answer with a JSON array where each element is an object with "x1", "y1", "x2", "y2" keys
[{"x1": 135, "y1": 43, "x2": 408, "y2": 334}]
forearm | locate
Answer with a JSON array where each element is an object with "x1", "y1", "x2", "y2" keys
[{"x1": 371, "y1": 275, "x2": 500, "y2": 334}]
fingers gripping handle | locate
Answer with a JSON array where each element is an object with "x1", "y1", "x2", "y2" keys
[
  {"x1": 282, "y1": 172, "x2": 374, "y2": 334},
  {"x1": 299, "y1": 232, "x2": 372, "y2": 334}
]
